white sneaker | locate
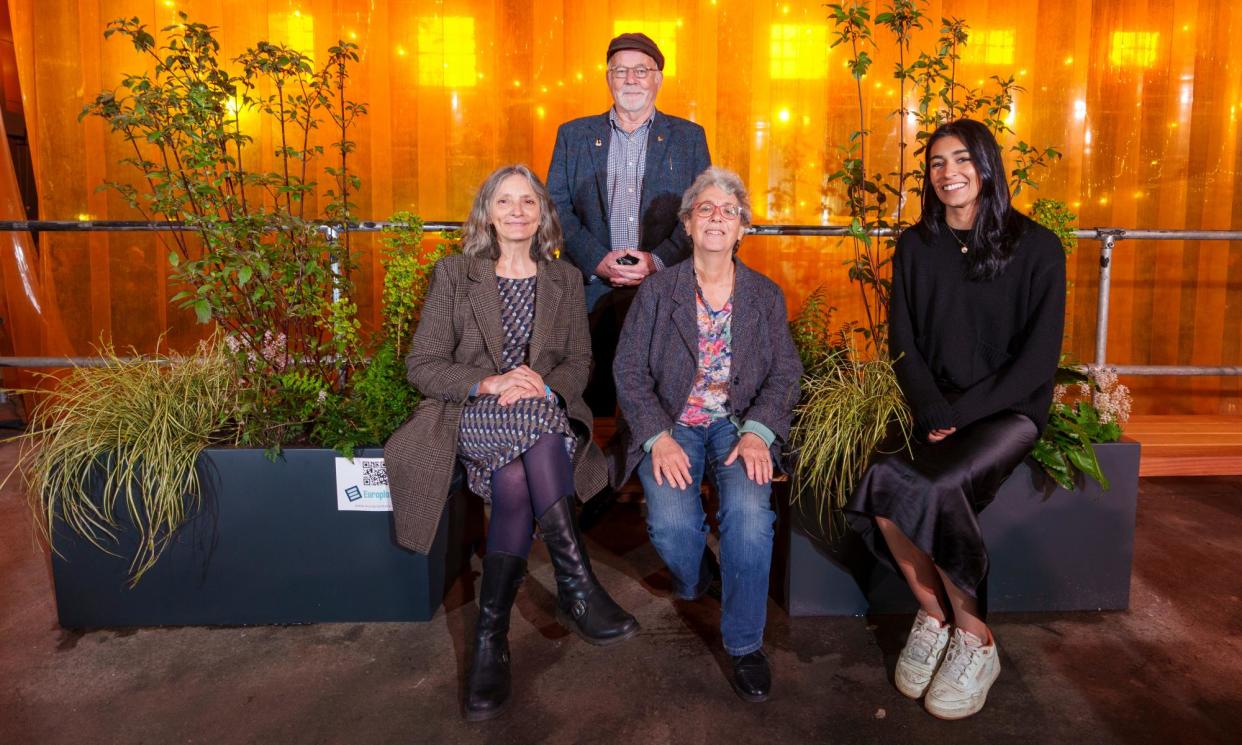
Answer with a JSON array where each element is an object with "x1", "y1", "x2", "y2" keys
[
  {"x1": 924, "y1": 627, "x2": 1001, "y2": 720},
  {"x1": 894, "y1": 610, "x2": 952, "y2": 699}
]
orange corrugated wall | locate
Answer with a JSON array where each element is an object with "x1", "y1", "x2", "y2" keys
[{"x1": 6, "y1": 0, "x2": 1241, "y2": 415}]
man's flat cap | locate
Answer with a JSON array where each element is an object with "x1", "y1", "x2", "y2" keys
[{"x1": 606, "y1": 32, "x2": 665, "y2": 70}]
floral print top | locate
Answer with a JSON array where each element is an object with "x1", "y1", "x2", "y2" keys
[{"x1": 677, "y1": 283, "x2": 733, "y2": 427}]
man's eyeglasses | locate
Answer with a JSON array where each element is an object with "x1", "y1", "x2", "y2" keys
[
  {"x1": 692, "y1": 201, "x2": 741, "y2": 220},
  {"x1": 608, "y1": 65, "x2": 655, "y2": 80}
]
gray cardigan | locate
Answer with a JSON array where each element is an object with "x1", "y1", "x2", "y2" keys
[{"x1": 611, "y1": 258, "x2": 803, "y2": 487}]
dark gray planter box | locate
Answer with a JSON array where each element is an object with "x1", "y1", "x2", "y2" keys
[
  {"x1": 50, "y1": 448, "x2": 477, "y2": 628},
  {"x1": 771, "y1": 440, "x2": 1141, "y2": 615}
]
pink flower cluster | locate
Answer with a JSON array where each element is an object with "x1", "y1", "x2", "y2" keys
[
  {"x1": 1052, "y1": 366, "x2": 1132, "y2": 425},
  {"x1": 223, "y1": 331, "x2": 289, "y2": 373}
]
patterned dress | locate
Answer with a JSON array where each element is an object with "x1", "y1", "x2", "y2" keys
[{"x1": 457, "y1": 275, "x2": 576, "y2": 501}]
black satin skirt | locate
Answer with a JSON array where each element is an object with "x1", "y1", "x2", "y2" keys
[{"x1": 844, "y1": 411, "x2": 1039, "y2": 614}]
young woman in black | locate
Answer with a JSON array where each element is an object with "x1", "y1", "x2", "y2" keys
[{"x1": 846, "y1": 119, "x2": 1066, "y2": 719}]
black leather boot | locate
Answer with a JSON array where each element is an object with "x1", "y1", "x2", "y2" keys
[
  {"x1": 464, "y1": 552, "x2": 526, "y2": 722},
  {"x1": 537, "y1": 496, "x2": 640, "y2": 646}
]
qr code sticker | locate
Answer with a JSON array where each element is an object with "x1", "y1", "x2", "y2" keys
[{"x1": 361, "y1": 460, "x2": 389, "y2": 487}]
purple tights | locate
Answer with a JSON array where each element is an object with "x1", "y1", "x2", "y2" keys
[{"x1": 484, "y1": 433, "x2": 576, "y2": 557}]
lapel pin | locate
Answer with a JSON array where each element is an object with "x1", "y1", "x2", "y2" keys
[
  {"x1": 657, "y1": 135, "x2": 665, "y2": 142},
  {"x1": 594, "y1": 138, "x2": 603, "y2": 147}
]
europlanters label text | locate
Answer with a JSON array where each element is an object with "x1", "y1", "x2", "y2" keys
[{"x1": 334, "y1": 457, "x2": 393, "y2": 512}]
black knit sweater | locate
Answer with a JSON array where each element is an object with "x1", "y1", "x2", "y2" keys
[{"x1": 889, "y1": 214, "x2": 1067, "y2": 439}]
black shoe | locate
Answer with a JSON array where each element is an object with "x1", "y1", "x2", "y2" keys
[
  {"x1": 731, "y1": 650, "x2": 772, "y2": 703},
  {"x1": 537, "y1": 496, "x2": 640, "y2": 646},
  {"x1": 464, "y1": 552, "x2": 526, "y2": 722}
]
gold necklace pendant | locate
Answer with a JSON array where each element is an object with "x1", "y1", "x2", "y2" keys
[{"x1": 949, "y1": 225, "x2": 971, "y2": 254}]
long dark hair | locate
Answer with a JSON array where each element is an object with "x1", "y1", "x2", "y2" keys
[{"x1": 918, "y1": 119, "x2": 1024, "y2": 280}]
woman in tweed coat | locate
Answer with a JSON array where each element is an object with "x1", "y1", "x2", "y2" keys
[
  {"x1": 613, "y1": 167, "x2": 803, "y2": 703},
  {"x1": 384, "y1": 165, "x2": 637, "y2": 722}
]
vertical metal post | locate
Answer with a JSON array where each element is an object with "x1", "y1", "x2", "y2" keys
[
  {"x1": 1094, "y1": 233, "x2": 1115, "y2": 370},
  {"x1": 320, "y1": 224, "x2": 345, "y2": 388},
  {"x1": 320, "y1": 225, "x2": 342, "y2": 304}
]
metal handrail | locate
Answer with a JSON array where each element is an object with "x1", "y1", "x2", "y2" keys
[{"x1": 0, "y1": 221, "x2": 1239, "y2": 376}]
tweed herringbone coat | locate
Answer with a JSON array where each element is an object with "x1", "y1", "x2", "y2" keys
[{"x1": 385, "y1": 254, "x2": 607, "y2": 554}]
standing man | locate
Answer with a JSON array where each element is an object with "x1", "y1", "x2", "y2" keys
[{"x1": 547, "y1": 32, "x2": 711, "y2": 417}]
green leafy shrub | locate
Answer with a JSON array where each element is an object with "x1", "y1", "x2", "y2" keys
[
  {"x1": 11, "y1": 15, "x2": 456, "y2": 581},
  {"x1": 1032, "y1": 198, "x2": 1078, "y2": 253},
  {"x1": 1032, "y1": 366, "x2": 1130, "y2": 490},
  {"x1": 311, "y1": 214, "x2": 458, "y2": 456},
  {"x1": 82, "y1": 13, "x2": 367, "y2": 448},
  {"x1": 788, "y1": 286, "x2": 842, "y2": 376}
]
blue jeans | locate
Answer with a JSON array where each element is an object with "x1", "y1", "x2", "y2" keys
[{"x1": 637, "y1": 419, "x2": 776, "y2": 656}]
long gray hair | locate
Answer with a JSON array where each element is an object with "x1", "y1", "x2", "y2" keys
[
  {"x1": 677, "y1": 166, "x2": 754, "y2": 229},
  {"x1": 461, "y1": 164, "x2": 562, "y2": 261}
]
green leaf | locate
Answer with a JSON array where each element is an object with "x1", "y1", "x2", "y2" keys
[
  {"x1": 1066, "y1": 443, "x2": 1110, "y2": 490},
  {"x1": 191, "y1": 298, "x2": 211, "y2": 324}
]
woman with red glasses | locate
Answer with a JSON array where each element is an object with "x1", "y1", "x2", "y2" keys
[{"x1": 613, "y1": 166, "x2": 803, "y2": 703}]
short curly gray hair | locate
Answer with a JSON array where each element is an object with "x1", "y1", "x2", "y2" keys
[{"x1": 678, "y1": 166, "x2": 753, "y2": 228}]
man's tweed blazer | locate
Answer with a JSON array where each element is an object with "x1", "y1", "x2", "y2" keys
[
  {"x1": 384, "y1": 254, "x2": 607, "y2": 554},
  {"x1": 611, "y1": 258, "x2": 804, "y2": 488},
  {"x1": 546, "y1": 110, "x2": 711, "y2": 310}
]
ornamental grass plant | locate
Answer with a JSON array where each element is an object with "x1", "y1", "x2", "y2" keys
[
  {"x1": 788, "y1": 347, "x2": 910, "y2": 534},
  {"x1": 786, "y1": 288, "x2": 909, "y2": 535},
  {"x1": 7, "y1": 338, "x2": 239, "y2": 585}
]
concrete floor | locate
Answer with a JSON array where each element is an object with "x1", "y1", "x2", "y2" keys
[{"x1": 1, "y1": 439, "x2": 1239, "y2": 745}]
